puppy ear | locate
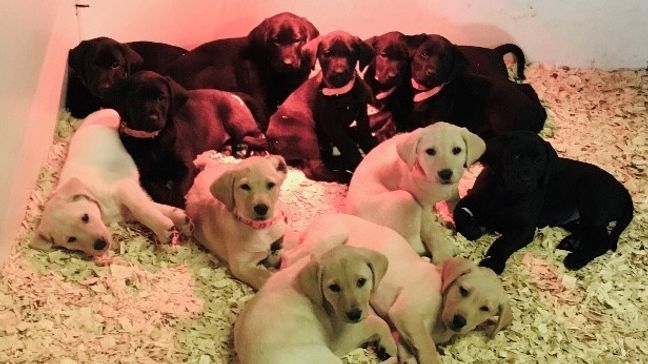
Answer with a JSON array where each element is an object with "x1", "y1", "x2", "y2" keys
[
  {"x1": 354, "y1": 37, "x2": 375, "y2": 71},
  {"x1": 481, "y1": 134, "x2": 507, "y2": 169},
  {"x1": 301, "y1": 37, "x2": 320, "y2": 70},
  {"x1": 403, "y1": 33, "x2": 428, "y2": 57},
  {"x1": 441, "y1": 257, "x2": 475, "y2": 294},
  {"x1": 396, "y1": 128, "x2": 422, "y2": 170},
  {"x1": 29, "y1": 230, "x2": 55, "y2": 251},
  {"x1": 542, "y1": 138, "x2": 559, "y2": 184},
  {"x1": 357, "y1": 248, "x2": 388, "y2": 292},
  {"x1": 364, "y1": 36, "x2": 378, "y2": 49},
  {"x1": 298, "y1": 255, "x2": 325, "y2": 308},
  {"x1": 460, "y1": 127, "x2": 486, "y2": 167},
  {"x1": 119, "y1": 43, "x2": 144, "y2": 76},
  {"x1": 68, "y1": 40, "x2": 92, "y2": 81},
  {"x1": 164, "y1": 76, "x2": 189, "y2": 115},
  {"x1": 209, "y1": 168, "x2": 240, "y2": 210},
  {"x1": 270, "y1": 155, "x2": 288, "y2": 179},
  {"x1": 57, "y1": 178, "x2": 94, "y2": 202},
  {"x1": 449, "y1": 45, "x2": 468, "y2": 81},
  {"x1": 488, "y1": 300, "x2": 513, "y2": 338},
  {"x1": 301, "y1": 16, "x2": 320, "y2": 41},
  {"x1": 248, "y1": 18, "x2": 271, "y2": 52}
]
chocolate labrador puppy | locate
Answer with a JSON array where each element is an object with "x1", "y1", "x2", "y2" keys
[
  {"x1": 266, "y1": 31, "x2": 376, "y2": 183},
  {"x1": 167, "y1": 12, "x2": 319, "y2": 130},
  {"x1": 364, "y1": 32, "x2": 528, "y2": 136},
  {"x1": 66, "y1": 37, "x2": 186, "y2": 118},
  {"x1": 106, "y1": 71, "x2": 267, "y2": 208},
  {"x1": 407, "y1": 34, "x2": 546, "y2": 140},
  {"x1": 454, "y1": 131, "x2": 634, "y2": 273}
]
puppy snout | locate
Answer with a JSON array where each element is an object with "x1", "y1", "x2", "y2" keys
[
  {"x1": 283, "y1": 58, "x2": 294, "y2": 65},
  {"x1": 425, "y1": 68, "x2": 437, "y2": 77},
  {"x1": 346, "y1": 308, "x2": 363, "y2": 322},
  {"x1": 451, "y1": 314, "x2": 466, "y2": 331},
  {"x1": 254, "y1": 204, "x2": 269, "y2": 217},
  {"x1": 438, "y1": 169, "x2": 453, "y2": 182},
  {"x1": 93, "y1": 238, "x2": 107, "y2": 251}
]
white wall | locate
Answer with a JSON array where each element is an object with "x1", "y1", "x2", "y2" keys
[
  {"x1": 77, "y1": 0, "x2": 647, "y2": 69},
  {"x1": 0, "y1": 0, "x2": 79, "y2": 264}
]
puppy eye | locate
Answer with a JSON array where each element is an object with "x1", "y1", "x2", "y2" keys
[
  {"x1": 67, "y1": 237, "x2": 77, "y2": 243},
  {"x1": 480, "y1": 306, "x2": 489, "y2": 312},
  {"x1": 452, "y1": 147, "x2": 462, "y2": 155},
  {"x1": 111, "y1": 62, "x2": 121, "y2": 69},
  {"x1": 512, "y1": 153, "x2": 520, "y2": 160},
  {"x1": 267, "y1": 182, "x2": 276, "y2": 189},
  {"x1": 329, "y1": 283, "x2": 341, "y2": 292},
  {"x1": 459, "y1": 286, "x2": 469, "y2": 297},
  {"x1": 379, "y1": 52, "x2": 387, "y2": 58},
  {"x1": 81, "y1": 214, "x2": 89, "y2": 223},
  {"x1": 156, "y1": 95, "x2": 166, "y2": 102},
  {"x1": 421, "y1": 50, "x2": 429, "y2": 58},
  {"x1": 425, "y1": 148, "x2": 436, "y2": 156},
  {"x1": 241, "y1": 184, "x2": 251, "y2": 191},
  {"x1": 323, "y1": 50, "x2": 333, "y2": 57},
  {"x1": 357, "y1": 278, "x2": 367, "y2": 287}
]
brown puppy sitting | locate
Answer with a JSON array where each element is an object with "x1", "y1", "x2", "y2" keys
[
  {"x1": 185, "y1": 154, "x2": 289, "y2": 290},
  {"x1": 107, "y1": 71, "x2": 267, "y2": 208},
  {"x1": 167, "y1": 12, "x2": 319, "y2": 129},
  {"x1": 66, "y1": 37, "x2": 186, "y2": 118},
  {"x1": 266, "y1": 31, "x2": 376, "y2": 182}
]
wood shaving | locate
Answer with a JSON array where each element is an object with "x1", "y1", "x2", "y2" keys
[{"x1": 2, "y1": 64, "x2": 647, "y2": 363}]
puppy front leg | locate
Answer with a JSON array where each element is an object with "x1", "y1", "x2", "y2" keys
[
  {"x1": 229, "y1": 253, "x2": 273, "y2": 290},
  {"x1": 388, "y1": 296, "x2": 441, "y2": 364},
  {"x1": 331, "y1": 314, "x2": 397, "y2": 360},
  {"x1": 153, "y1": 202, "x2": 193, "y2": 236},
  {"x1": 421, "y1": 209, "x2": 455, "y2": 265},
  {"x1": 116, "y1": 181, "x2": 176, "y2": 243},
  {"x1": 480, "y1": 227, "x2": 536, "y2": 274}
]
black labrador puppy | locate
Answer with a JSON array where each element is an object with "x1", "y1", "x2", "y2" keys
[
  {"x1": 454, "y1": 131, "x2": 634, "y2": 273},
  {"x1": 106, "y1": 71, "x2": 267, "y2": 208},
  {"x1": 167, "y1": 12, "x2": 319, "y2": 130},
  {"x1": 407, "y1": 34, "x2": 546, "y2": 140},
  {"x1": 363, "y1": 32, "x2": 528, "y2": 137},
  {"x1": 266, "y1": 31, "x2": 376, "y2": 183},
  {"x1": 66, "y1": 37, "x2": 186, "y2": 118}
]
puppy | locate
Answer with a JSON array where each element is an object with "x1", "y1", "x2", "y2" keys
[
  {"x1": 346, "y1": 122, "x2": 485, "y2": 263},
  {"x1": 107, "y1": 70, "x2": 267, "y2": 208},
  {"x1": 235, "y1": 244, "x2": 396, "y2": 364},
  {"x1": 454, "y1": 131, "x2": 634, "y2": 273},
  {"x1": 167, "y1": 12, "x2": 319, "y2": 129},
  {"x1": 407, "y1": 34, "x2": 546, "y2": 140},
  {"x1": 266, "y1": 30, "x2": 376, "y2": 183},
  {"x1": 185, "y1": 154, "x2": 289, "y2": 290},
  {"x1": 363, "y1": 32, "x2": 527, "y2": 134},
  {"x1": 30, "y1": 109, "x2": 192, "y2": 257},
  {"x1": 282, "y1": 213, "x2": 512, "y2": 364},
  {"x1": 66, "y1": 37, "x2": 186, "y2": 118}
]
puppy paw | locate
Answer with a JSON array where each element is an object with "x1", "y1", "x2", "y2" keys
[
  {"x1": 454, "y1": 207, "x2": 484, "y2": 241},
  {"x1": 557, "y1": 234, "x2": 580, "y2": 252},
  {"x1": 479, "y1": 256, "x2": 506, "y2": 275},
  {"x1": 564, "y1": 253, "x2": 593, "y2": 271},
  {"x1": 154, "y1": 226, "x2": 175, "y2": 245},
  {"x1": 169, "y1": 209, "x2": 194, "y2": 236}
]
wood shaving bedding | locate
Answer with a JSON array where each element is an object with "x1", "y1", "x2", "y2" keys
[{"x1": 2, "y1": 64, "x2": 647, "y2": 363}]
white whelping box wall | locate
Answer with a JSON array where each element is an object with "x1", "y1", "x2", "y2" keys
[{"x1": 0, "y1": 0, "x2": 646, "y2": 265}]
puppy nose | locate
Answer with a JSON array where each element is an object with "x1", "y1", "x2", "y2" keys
[
  {"x1": 93, "y1": 239, "x2": 107, "y2": 251},
  {"x1": 283, "y1": 58, "x2": 294, "y2": 65},
  {"x1": 438, "y1": 169, "x2": 453, "y2": 181},
  {"x1": 452, "y1": 314, "x2": 466, "y2": 329},
  {"x1": 147, "y1": 114, "x2": 159, "y2": 121},
  {"x1": 425, "y1": 68, "x2": 436, "y2": 76},
  {"x1": 254, "y1": 204, "x2": 269, "y2": 216},
  {"x1": 347, "y1": 308, "x2": 363, "y2": 322}
]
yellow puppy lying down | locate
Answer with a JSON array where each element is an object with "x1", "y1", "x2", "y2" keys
[
  {"x1": 31, "y1": 109, "x2": 192, "y2": 257},
  {"x1": 234, "y1": 245, "x2": 397, "y2": 364},
  {"x1": 185, "y1": 154, "x2": 289, "y2": 290},
  {"x1": 283, "y1": 213, "x2": 512, "y2": 364}
]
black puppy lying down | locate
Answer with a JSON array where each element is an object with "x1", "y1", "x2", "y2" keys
[
  {"x1": 107, "y1": 71, "x2": 267, "y2": 208},
  {"x1": 454, "y1": 131, "x2": 634, "y2": 274},
  {"x1": 66, "y1": 37, "x2": 186, "y2": 118},
  {"x1": 266, "y1": 31, "x2": 376, "y2": 182}
]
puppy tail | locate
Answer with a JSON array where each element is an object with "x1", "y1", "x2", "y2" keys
[
  {"x1": 608, "y1": 190, "x2": 634, "y2": 251},
  {"x1": 494, "y1": 43, "x2": 526, "y2": 80}
]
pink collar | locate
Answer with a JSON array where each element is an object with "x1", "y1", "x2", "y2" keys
[
  {"x1": 322, "y1": 74, "x2": 356, "y2": 96},
  {"x1": 120, "y1": 121, "x2": 161, "y2": 139},
  {"x1": 375, "y1": 85, "x2": 397, "y2": 100},
  {"x1": 411, "y1": 78, "x2": 446, "y2": 103},
  {"x1": 232, "y1": 209, "x2": 287, "y2": 230}
]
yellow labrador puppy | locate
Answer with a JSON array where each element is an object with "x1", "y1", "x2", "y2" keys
[
  {"x1": 31, "y1": 109, "x2": 192, "y2": 257},
  {"x1": 283, "y1": 213, "x2": 511, "y2": 364},
  {"x1": 234, "y1": 245, "x2": 397, "y2": 364},
  {"x1": 185, "y1": 154, "x2": 289, "y2": 290},
  {"x1": 346, "y1": 122, "x2": 485, "y2": 263}
]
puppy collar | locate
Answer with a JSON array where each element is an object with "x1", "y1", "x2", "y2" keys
[
  {"x1": 119, "y1": 121, "x2": 161, "y2": 139},
  {"x1": 232, "y1": 209, "x2": 287, "y2": 230},
  {"x1": 375, "y1": 86, "x2": 397, "y2": 100},
  {"x1": 321, "y1": 75, "x2": 356, "y2": 96},
  {"x1": 411, "y1": 80, "x2": 446, "y2": 103}
]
